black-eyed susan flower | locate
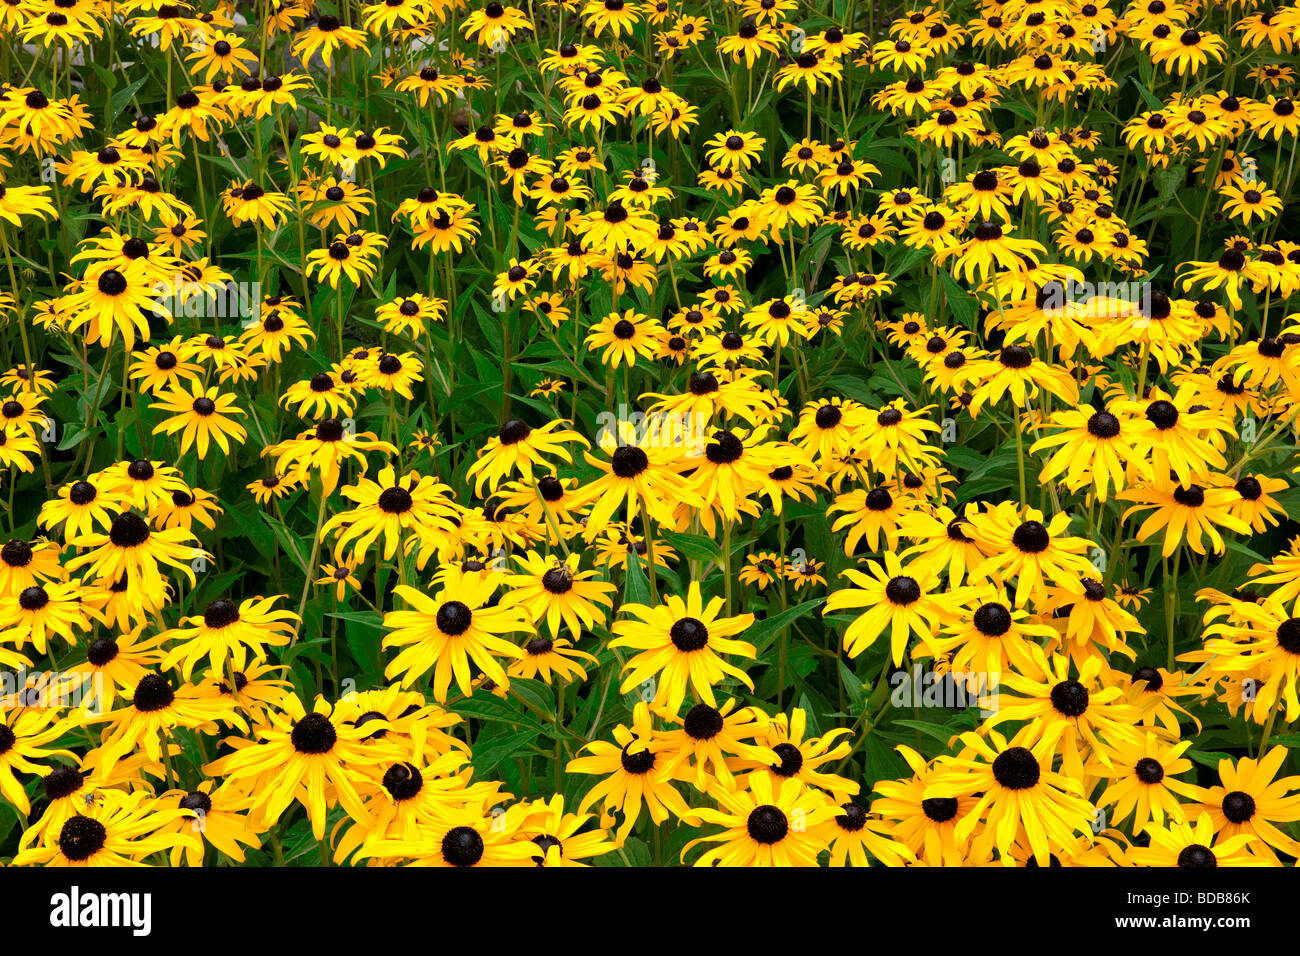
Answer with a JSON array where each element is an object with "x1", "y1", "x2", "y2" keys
[
  {"x1": 703, "y1": 129, "x2": 766, "y2": 171},
  {"x1": 203, "y1": 693, "x2": 388, "y2": 840},
  {"x1": 382, "y1": 577, "x2": 531, "y2": 699},
  {"x1": 149, "y1": 381, "x2": 247, "y2": 459},
  {"x1": 824, "y1": 553, "x2": 962, "y2": 664},
  {"x1": 611, "y1": 581, "x2": 755, "y2": 712},
  {"x1": 1128, "y1": 811, "x2": 1262, "y2": 867},
  {"x1": 263, "y1": 419, "x2": 397, "y2": 495},
  {"x1": 14, "y1": 789, "x2": 197, "y2": 866},
  {"x1": 1191, "y1": 747, "x2": 1300, "y2": 859},
  {"x1": 1120, "y1": 478, "x2": 1252, "y2": 557},
  {"x1": 871, "y1": 743, "x2": 980, "y2": 866},
  {"x1": 585, "y1": 308, "x2": 664, "y2": 368},
  {"x1": 466, "y1": 418, "x2": 588, "y2": 497},
  {"x1": 924, "y1": 729, "x2": 1096, "y2": 866},
  {"x1": 159, "y1": 595, "x2": 299, "y2": 681},
  {"x1": 1197, "y1": 596, "x2": 1300, "y2": 723},
  {"x1": 686, "y1": 771, "x2": 840, "y2": 866},
  {"x1": 502, "y1": 551, "x2": 615, "y2": 638},
  {"x1": 91, "y1": 672, "x2": 240, "y2": 776},
  {"x1": 0, "y1": 708, "x2": 76, "y2": 815},
  {"x1": 1220, "y1": 179, "x2": 1284, "y2": 225},
  {"x1": 567, "y1": 700, "x2": 694, "y2": 842}
]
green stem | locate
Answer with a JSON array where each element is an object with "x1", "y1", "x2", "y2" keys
[{"x1": 293, "y1": 488, "x2": 331, "y2": 643}]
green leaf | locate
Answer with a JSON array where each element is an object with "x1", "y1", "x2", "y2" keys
[
  {"x1": 327, "y1": 610, "x2": 385, "y2": 677},
  {"x1": 224, "y1": 502, "x2": 277, "y2": 558},
  {"x1": 55, "y1": 426, "x2": 90, "y2": 451},
  {"x1": 749, "y1": 598, "x2": 826, "y2": 656},
  {"x1": 597, "y1": 836, "x2": 652, "y2": 867},
  {"x1": 861, "y1": 733, "x2": 910, "y2": 785},
  {"x1": 1131, "y1": 76, "x2": 1163, "y2": 112},
  {"x1": 658, "y1": 529, "x2": 723, "y2": 563},
  {"x1": 472, "y1": 301, "x2": 506, "y2": 354},
  {"x1": 825, "y1": 374, "x2": 879, "y2": 408},
  {"x1": 509, "y1": 677, "x2": 556, "y2": 717},
  {"x1": 470, "y1": 728, "x2": 536, "y2": 777},
  {"x1": 838, "y1": 659, "x2": 864, "y2": 710},
  {"x1": 1152, "y1": 164, "x2": 1187, "y2": 200},
  {"x1": 891, "y1": 719, "x2": 960, "y2": 745},
  {"x1": 941, "y1": 270, "x2": 977, "y2": 328},
  {"x1": 109, "y1": 75, "x2": 149, "y2": 125},
  {"x1": 455, "y1": 694, "x2": 546, "y2": 730},
  {"x1": 623, "y1": 549, "x2": 653, "y2": 607},
  {"x1": 1187, "y1": 750, "x2": 1234, "y2": 770}
]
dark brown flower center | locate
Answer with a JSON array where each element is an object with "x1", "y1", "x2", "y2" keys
[
  {"x1": 290, "y1": 712, "x2": 337, "y2": 754},
  {"x1": 991, "y1": 747, "x2": 1040, "y2": 789},
  {"x1": 669, "y1": 617, "x2": 709, "y2": 651}
]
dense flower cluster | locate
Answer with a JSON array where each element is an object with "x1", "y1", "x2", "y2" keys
[{"x1": 0, "y1": 0, "x2": 1298, "y2": 867}]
